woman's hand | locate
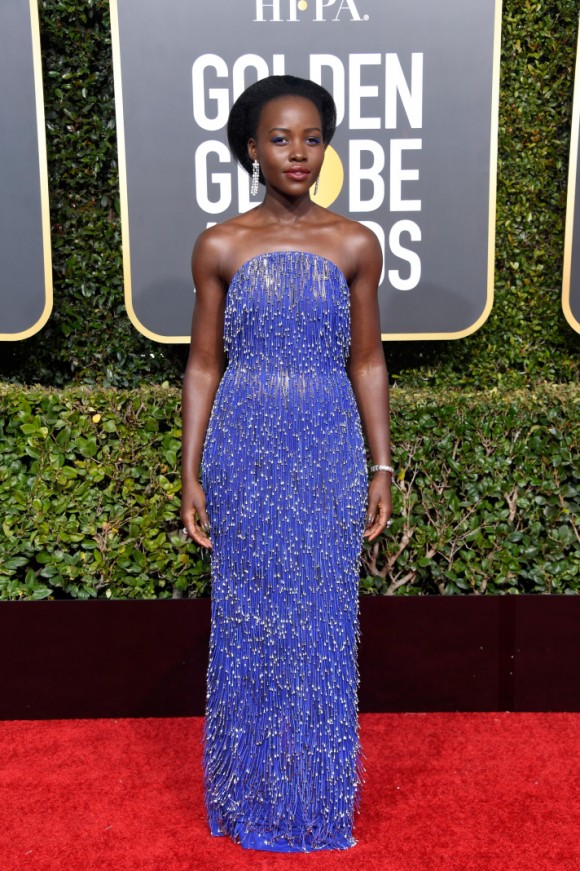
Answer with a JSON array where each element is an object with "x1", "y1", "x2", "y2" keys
[
  {"x1": 363, "y1": 472, "x2": 393, "y2": 541},
  {"x1": 181, "y1": 479, "x2": 212, "y2": 549}
]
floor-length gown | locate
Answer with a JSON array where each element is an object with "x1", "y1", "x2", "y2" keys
[{"x1": 201, "y1": 250, "x2": 367, "y2": 852}]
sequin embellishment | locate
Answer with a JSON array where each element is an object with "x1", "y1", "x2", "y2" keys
[{"x1": 201, "y1": 250, "x2": 368, "y2": 853}]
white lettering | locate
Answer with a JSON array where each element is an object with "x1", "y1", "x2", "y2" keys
[
  {"x1": 232, "y1": 54, "x2": 271, "y2": 102},
  {"x1": 254, "y1": 0, "x2": 282, "y2": 22},
  {"x1": 272, "y1": 54, "x2": 286, "y2": 75},
  {"x1": 314, "y1": 0, "x2": 336, "y2": 21},
  {"x1": 192, "y1": 55, "x2": 229, "y2": 132},
  {"x1": 191, "y1": 50, "x2": 425, "y2": 271},
  {"x1": 349, "y1": 140, "x2": 385, "y2": 212},
  {"x1": 349, "y1": 54, "x2": 381, "y2": 130},
  {"x1": 390, "y1": 139, "x2": 421, "y2": 211},
  {"x1": 286, "y1": 0, "x2": 300, "y2": 21},
  {"x1": 334, "y1": 0, "x2": 362, "y2": 21},
  {"x1": 385, "y1": 53, "x2": 423, "y2": 129},
  {"x1": 388, "y1": 220, "x2": 421, "y2": 290},
  {"x1": 195, "y1": 141, "x2": 232, "y2": 214},
  {"x1": 309, "y1": 55, "x2": 345, "y2": 125},
  {"x1": 255, "y1": 0, "x2": 366, "y2": 22},
  {"x1": 314, "y1": 0, "x2": 363, "y2": 21}
]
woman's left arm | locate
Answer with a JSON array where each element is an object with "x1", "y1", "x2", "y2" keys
[{"x1": 346, "y1": 228, "x2": 392, "y2": 541}]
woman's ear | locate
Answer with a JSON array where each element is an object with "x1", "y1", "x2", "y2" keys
[{"x1": 248, "y1": 138, "x2": 257, "y2": 162}]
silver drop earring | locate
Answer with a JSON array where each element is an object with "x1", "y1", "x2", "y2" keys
[
  {"x1": 313, "y1": 176, "x2": 320, "y2": 196},
  {"x1": 250, "y1": 160, "x2": 260, "y2": 197}
]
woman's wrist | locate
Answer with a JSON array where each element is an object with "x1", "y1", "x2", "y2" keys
[{"x1": 370, "y1": 463, "x2": 393, "y2": 474}]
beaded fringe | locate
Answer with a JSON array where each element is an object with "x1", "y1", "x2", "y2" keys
[{"x1": 201, "y1": 252, "x2": 368, "y2": 852}]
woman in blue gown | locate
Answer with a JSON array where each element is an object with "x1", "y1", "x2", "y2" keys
[{"x1": 181, "y1": 75, "x2": 392, "y2": 853}]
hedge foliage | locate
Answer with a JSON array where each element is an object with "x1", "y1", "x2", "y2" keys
[
  {"x1": 0, "y1": 0, "x2": 578, "y2": 388},
  {"x1": 1, "y1": 384, "x2": 577, "y2": 600}
]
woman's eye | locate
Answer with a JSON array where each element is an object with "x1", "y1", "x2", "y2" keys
[
  {"x1": 307, "y1": 137, "x2": 322, "y2": 145},
  {"x1": 271, "y1": 136, "x2": 287, "y2": 144}
]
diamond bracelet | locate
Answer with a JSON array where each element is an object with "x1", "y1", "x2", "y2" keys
[{"x1": 370, "y1": 464, "x2": 394, "y2": 474}]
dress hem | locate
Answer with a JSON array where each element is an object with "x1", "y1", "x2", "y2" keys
[{"x1": 208, "y1": 821, "x2": 358, "y2": 853}]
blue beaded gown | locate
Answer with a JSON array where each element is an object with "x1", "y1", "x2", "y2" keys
[{"x1": 200, "y1": 250, "x2": 367, "y2": 852}]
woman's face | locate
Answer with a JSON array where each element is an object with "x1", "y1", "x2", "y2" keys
[{"x1": 248, "y1": 95, "x2": 326, "y2": 197}]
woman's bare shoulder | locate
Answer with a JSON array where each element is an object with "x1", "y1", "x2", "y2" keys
[
  {"x1": 317, "y1": 209, "x2": 382, "y2": 278},
  {"x1": 324, "y1": 210, "x2": 376, "y2": 244},
  {"x1": 192, "y1": 211, "x2": 259, "y2": 280},
  {"x1": 193, "y1": 213, "x2": 255, "y2": 256}
]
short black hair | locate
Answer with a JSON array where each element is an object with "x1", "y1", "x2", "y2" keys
[{"x1": 227, "y1": 75, "x2": 337, "y2": 183}]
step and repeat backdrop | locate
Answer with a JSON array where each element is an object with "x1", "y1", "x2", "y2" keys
[
  {"x1": 0, "y1": 0, "x2": 52, "y2": 341},
  {"x1": 110, "y1": 0, "x2": 502, "y2": 342},
  {"x1": 563, "y1": 19, "x2": 580, "y2": 335},
  {"x1": 2, "y1": 1, "x2": 579, "y2": 343}
]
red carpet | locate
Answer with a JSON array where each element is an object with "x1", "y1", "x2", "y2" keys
[{"x1": 1, "y1": 713, "x2": 579, "y2": 870}]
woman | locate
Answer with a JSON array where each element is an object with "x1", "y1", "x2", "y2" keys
[{"x1": 181, "y1": 75, "x2": 392, "y2": 853}]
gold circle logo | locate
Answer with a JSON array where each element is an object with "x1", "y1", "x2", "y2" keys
[
  {"x1": 297, "y1": 0, "x2": 308, "y2": 10},
  {"x1": 310, "y1": 145, "x2": 344, "y2": 208}
]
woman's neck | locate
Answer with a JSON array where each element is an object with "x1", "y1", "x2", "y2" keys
[{"x1": 257, "y1": 187, "x2": 317, "y2": 225}]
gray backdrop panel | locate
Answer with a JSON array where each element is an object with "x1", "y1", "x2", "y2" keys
[
  {"x1": 565, "y1": 25, "x2": 580, "y2": 334},
  {"x1": 0, "y1": 0, "x2": 50, "y2": 339},
  {"x1": 568, "y1": 161, "x2": 580, "y2": 329},
  {"x1": 113, "y1": 0, "x2": 499, "y2": 341}
]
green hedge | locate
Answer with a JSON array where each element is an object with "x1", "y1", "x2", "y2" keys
[
  {"x1": 0, "y1": 0, "x2": 578, "y2": 388},
  {"x1": 1, "y1": 384, "x2": 577, "y2": 600}
]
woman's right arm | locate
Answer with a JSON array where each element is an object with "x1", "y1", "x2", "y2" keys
[{"x1": 181, "y1": 232, "x2": 227, "y2": 549}]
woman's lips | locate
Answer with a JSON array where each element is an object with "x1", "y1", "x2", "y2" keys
[{"x1": 284, "y1": 168, "x2": 311, "y2": 178}]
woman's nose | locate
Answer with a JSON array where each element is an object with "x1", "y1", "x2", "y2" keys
[{"x1": 289, "y1": 142, "x2": 306, "y2": 161}]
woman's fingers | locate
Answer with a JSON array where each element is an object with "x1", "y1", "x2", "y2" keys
[
  {"x1": 181, "y1": 480, "x2": 212, "y2": 548},
  {"x1": 363, "y1": 474, "x2": 393, "y2": 541},
  {"x1": 198, "y1": 506, "x2": 211, "y2": 534},
  {"x1": 182, "y1": 507, "x2": 212, "y2": 549},
  {"x1": 363, "y1": 497, "x2": 391, "y2": 540},
  {"x1": 365, "y1": 498, "x2": 379, "y2": 529},
  {"x1": 187, "y1": 523, "x2": 212, "y2": 549},
  {"x1": 363, "y1": 496, "x2": 379, "y2": 540}
]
